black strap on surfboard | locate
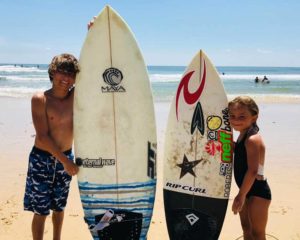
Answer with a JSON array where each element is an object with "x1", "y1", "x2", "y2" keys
[{"x1": 85, "y1": 210, "x2": 143, "y2": 240}]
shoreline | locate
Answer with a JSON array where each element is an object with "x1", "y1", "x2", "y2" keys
[
  {"x1": 0, "y1": 97, "x2": 300, "y2": 239},
  {"x1": 1, "y1": 94, "x2": 300, "y2": 103}
]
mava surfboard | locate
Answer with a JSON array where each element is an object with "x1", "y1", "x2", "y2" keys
[
  {"x1": 74, "y1": 5, "x2": 157, "y2": 240},
  {"x1": 163, "y1": 50, "x2": 233, "y2": 240}
]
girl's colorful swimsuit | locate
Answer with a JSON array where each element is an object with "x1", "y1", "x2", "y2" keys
[{"x1": 234, "y1": 134, "x2": 271, "y2": 200}]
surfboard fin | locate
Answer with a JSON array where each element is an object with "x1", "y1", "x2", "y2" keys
[{"x1": 191, "y1": 102, "x2": 205, "y2": 135}]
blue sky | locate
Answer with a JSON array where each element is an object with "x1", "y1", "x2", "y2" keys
[{"x1": 1, "y1": 0, "x2": 300, "y2": 66}]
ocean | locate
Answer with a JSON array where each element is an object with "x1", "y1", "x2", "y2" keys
[{"x1": 1, "y1": 64, "x2": 300, "y2": 102}]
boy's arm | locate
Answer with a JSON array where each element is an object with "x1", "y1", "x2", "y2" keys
[{"x1": 31, "y1": 93, "x2": 78, "y2": 175}]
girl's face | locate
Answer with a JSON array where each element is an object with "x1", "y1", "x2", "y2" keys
[{"x1": 228, "y1": 103, "x2": 258, "y2": 133}]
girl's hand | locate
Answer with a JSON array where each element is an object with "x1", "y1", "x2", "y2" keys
[{"x1": 232, "y1": 193, "x2": 246, "y2": 214}]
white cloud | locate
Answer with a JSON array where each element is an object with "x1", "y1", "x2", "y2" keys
[
  {"x1": 0, "y1": 36, "x2": 6, "y2": 45},
  {"x1": 256, "y1": 48, "x2": 272, "y2": 54}
]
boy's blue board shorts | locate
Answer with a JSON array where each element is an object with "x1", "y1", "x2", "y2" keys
[{"x1": 24, "y1": 146, "x2": 73, "y2": 215}]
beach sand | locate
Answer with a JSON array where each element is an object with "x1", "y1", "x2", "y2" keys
[{"x1": 0, "y1": 97, "x2": 299, "y2": 239}]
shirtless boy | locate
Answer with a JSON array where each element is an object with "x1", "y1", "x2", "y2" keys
[{"x1": 24, "y1": 53, "x2": 80, "y2": 240}]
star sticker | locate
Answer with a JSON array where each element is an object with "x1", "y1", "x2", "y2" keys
[{"x1": 177, "y1": 154, "x2": 203, "y2": 179}]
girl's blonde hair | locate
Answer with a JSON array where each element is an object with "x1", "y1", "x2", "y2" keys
[{"x1": 228, "y1": 96, "x2": 259, "y2": 116}]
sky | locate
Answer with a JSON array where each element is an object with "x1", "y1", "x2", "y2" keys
[{"x1": 1, "y1": 0, "x2": 300, "y2": 67}]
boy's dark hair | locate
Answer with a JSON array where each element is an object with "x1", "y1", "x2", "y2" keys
[{"x1": 48, "y1": 53, "x2": 80, "y2": 82}]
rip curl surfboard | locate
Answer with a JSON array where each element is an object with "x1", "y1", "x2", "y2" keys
[
  {"x1": 74, "y1": 5, "x2": 157, "y2": 240},
  {"x1": 163, "y1": 50, "x2": 233, "y2": 240}
]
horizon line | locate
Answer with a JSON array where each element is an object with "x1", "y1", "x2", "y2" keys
[{"x1": 1, "y1": 63, "x2": 300, "y2": 68}]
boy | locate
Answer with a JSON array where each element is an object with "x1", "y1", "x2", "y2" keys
[{"x1": 24, "y1": 53, "x2": 80, "y2": 240}]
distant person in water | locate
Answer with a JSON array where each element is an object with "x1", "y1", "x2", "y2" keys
[
  {"x1": 255, "y1": 76, "x2": 260, "y2": 83},
  {"x1": 262, "y1": 76, "x2": 270, "y2": 83}
]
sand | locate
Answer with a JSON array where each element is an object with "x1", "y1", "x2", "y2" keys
[{"x1": 0, "y1": 96, "x2": 300, "y2": 239}]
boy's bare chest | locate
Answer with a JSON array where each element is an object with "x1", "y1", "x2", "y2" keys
[{"x1": 46, "y1": 99, "x2": 73, "y2": 126}]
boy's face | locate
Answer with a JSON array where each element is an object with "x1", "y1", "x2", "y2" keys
[{"x1": 52, "y1": 71, "x2": 75, "y2": 91}]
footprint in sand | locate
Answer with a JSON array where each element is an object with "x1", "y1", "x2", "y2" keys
[
  {"x1": 1, "y1": 217, "x2": 13, "y2": 225},
  {"x1": 270, "y1": 205, "x2": 290, "y2": 215},
  {"x1": 0, "y1": 197, "x2": 19, "y2": 226},
  {"x1": 235, "y1": 234, "x2": 279, "y2": 240},
  {"x1": 69, "y1": 214, "x2": 79, "y2": 217}
]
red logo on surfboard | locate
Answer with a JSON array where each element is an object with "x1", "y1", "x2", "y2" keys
[
  {"x1": 176, "y1": 60, "x2": 206, "y2": 120},
  {"x1": 205, "y1": 141, "x2": 221, "y2": 156}
]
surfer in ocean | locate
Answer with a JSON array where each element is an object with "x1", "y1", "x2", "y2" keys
[
  {"x1": 262, "y1": 75, "x2": 270, "y2": 84},
  {"x1": 23, "y1": 53, "x2": 80, "y2": 240},
  {"x1": 228, "y1": 96, "x2": 271, "y2": 240}
]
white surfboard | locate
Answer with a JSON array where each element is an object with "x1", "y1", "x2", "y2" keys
[
  {"x1": 74, "y1": 5, "x2": 157, "y2": 240},
  {"x1": 163, "y1": 50, "x2": 233, "y2": 239}
]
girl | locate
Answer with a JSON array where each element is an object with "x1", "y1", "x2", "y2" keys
[{"x1": 228, "y1": 96, "x2": 271, "y2": 240}]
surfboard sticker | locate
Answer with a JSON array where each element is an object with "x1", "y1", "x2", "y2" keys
[
  {"x1": 74, "y1": 5, "x2": 157, "y2": 240},
  {"x1": 163, "y1": 50, "x2": 233, "y2": 239}
]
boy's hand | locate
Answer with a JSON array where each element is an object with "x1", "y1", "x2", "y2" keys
[
  {"x1": 87, "y1": 16, "x2": 97, "y2": 30},
  {"x1": 63, "y1": 161, "x2": 79, "y2": 176}
]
